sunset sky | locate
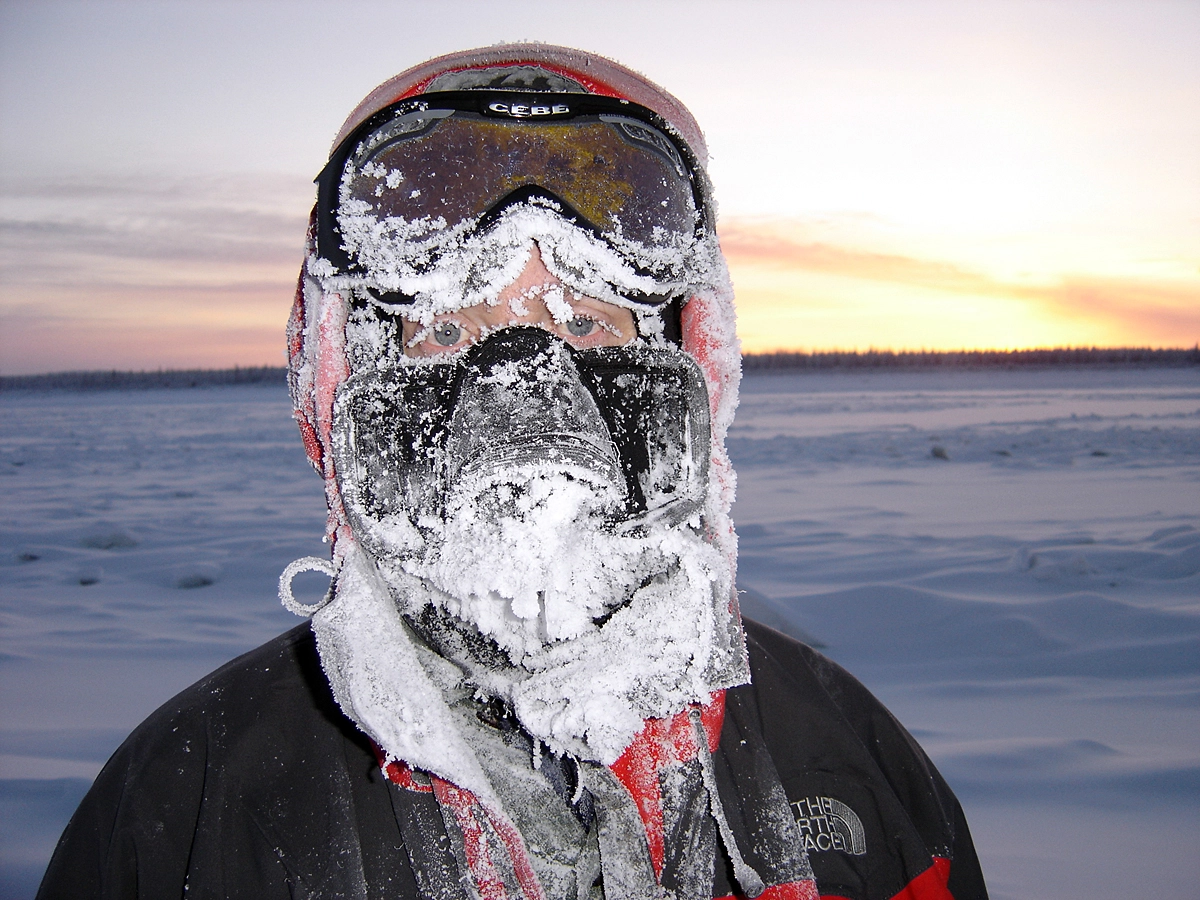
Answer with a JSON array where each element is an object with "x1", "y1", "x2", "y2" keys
[{"x1": 1, "y1": 0, "x2": 1197, "y2": 374}]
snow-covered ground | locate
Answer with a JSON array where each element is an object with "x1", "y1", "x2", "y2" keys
[{"x1": 2, "y1": 367, "x2": 1197, "y2": 899}]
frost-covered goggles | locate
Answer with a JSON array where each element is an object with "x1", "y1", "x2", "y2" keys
[
  {"x1": 315, "y1": 91, "x2": 711, "y2": 305},
  {"x1": 331, "y1": 328, "x2": 711, "y2": 559}
]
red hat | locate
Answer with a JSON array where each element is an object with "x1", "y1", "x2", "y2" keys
[{"x1": 329, "y1": 44, "x2": 710, "y2": 170}]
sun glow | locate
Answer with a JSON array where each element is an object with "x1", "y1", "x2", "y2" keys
[
  {"x1": 721, "y1": 219, "x2": 1200, "y2": 354},
  {"x1": 2, "y1": 2, "x2": 1197, "y2": 374}
]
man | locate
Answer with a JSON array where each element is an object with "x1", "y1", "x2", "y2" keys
[{"x1": 39, "y1": 45, "x2": 988, "y2": 899}]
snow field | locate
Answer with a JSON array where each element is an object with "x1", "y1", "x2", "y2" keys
[
  {"x1": 1, "y1": 366, "x2": 1197, "y2": 898},
  {"x1": 731, "y1": 368, "x2": 1200, "y2": 900}
]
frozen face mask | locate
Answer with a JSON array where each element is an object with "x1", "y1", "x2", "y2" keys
[
  {"x1": 330, "y1": 323, "x2": 712, "y2": 657},
  {"x1": 288, "y1": 48, "x2": 749, "y2": 764},
  {"x1": 315, "y1": 86, "x2": 730, "y2": 664}
]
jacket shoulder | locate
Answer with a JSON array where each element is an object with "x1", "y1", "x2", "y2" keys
[
  {"x1": 88, "y1": 621, "x2": 344, "y2": 785},
  {"x1": 135, "y1": 621, "x2": 331, "y2": 731},
  {"x1": 738, "y1": 615, "x2": 952, "y2": 819},
  {"x1": 37, "y1": 623, "x2": 381, "y2": 899},
  {"x1": 740, "y1": 616, "x2": 890, "y2": 724},
  {"x1": 733, "y1": 617, "x2": 988, "y2": 900}
]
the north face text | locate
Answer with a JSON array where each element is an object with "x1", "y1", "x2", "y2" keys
[{"x1": 790, "y1": 795, "x2": 867, "y2": 855}]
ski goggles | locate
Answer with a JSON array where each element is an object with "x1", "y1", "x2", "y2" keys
[
  {"x1": 315, "y1": 91, "x2": 712, "y2": 305},
  {"x1": 331, "y1": 330, "x2": 712, "y2": 559}
]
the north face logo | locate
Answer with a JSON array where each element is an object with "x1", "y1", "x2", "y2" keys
[{"x1": 790, "y1": 796, "x2": 867, "y2": 855}]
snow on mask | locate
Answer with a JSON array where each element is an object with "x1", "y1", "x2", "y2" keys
[
  {"x1": 319, "y1": 322, "x2": 748, "y2": 761},
  {"x1": 414, "y1": 473, "x2": 658, "y2": 658},
  {"x1": 330, "y1": 326, "x2": 713, "y2": 657}
]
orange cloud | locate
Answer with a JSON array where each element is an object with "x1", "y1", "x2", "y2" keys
[
  {"x1": 4, "y1": 175, "x2": 1196, "y2": 373},
  {"x1": 0, "y1": 175, "x2": 306, "y2": 373},
  {"x1": 1036, "y1": 278, "x2": 1199, "y2": 346},
  {"x1": 1, "y1": 294, "x2": 290, "y2": 374},
  {"x1": 719, "y1": 218, "x2": 1200, "y2": 350},
  {"x1": 720, "y1": 221, "x2": 985, "y2": 293}
]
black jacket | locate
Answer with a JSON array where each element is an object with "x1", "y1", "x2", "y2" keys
[{"x1": 38, "y1": 619, "x2": 987, "y2": 899}]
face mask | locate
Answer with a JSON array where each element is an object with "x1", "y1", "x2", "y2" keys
[
  {"x1": 333, "y1": 326, "x2": 710, "y2": 548},
  {"x1": 330, "y1": 326, "x2": 711, "y2": 655}
]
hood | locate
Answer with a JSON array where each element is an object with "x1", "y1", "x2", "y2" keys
[{"x1": 286, "y1": 43, "x2": 742, "y2": 585}]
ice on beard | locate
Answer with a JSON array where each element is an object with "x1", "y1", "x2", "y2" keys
[
  {"x1": 410, "y1": 467, "x2": 653, "y2": 660},
  {"x1": 507, "y1": 531, "x2": 733, "y2": 762}
]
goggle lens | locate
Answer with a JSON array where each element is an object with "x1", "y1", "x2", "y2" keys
[
  {"x1": 342, "y1": 114, "x2": 697, "y2": 251},
  {"x1": 317, "y1": 93, "x2": 710, "y2": 295}
]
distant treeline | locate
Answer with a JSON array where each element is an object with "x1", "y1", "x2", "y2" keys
[
  {"x1": 742, "y1": 346, "x2": 1200, "y2": 371},
  {"x1": 4, "y1": 347, "x2": 1198, "y2": 391},
  {"x1": 0, "y1": 366, "x2": 288, "y2": 392}
]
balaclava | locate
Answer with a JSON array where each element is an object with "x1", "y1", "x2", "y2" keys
[{"x1": 282, "y1": 44, "x2": 814, "y2": 900}]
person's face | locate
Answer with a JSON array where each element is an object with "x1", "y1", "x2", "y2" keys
[{"x1": 400, "y1": 244, "x2": 637, "y2": 357}]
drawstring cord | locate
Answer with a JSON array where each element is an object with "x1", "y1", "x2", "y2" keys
[
  {"x1": 279, "y1": 557, "x2": 338, "y2": 616},
  {"x1": 690, "y1": 709, "x2": 766, "y2": 898}
]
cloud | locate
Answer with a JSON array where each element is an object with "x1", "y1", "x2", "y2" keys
[
  {"x1": 0, "y1": 315, "x2": 287, "y2": 375},
  {"x1": 3, "y1": 190, "x2": 1196, "y2": 373},
  {"x1": 719, "y1": 219, "x2": 988, "y2": 295},
  {"x1": 0, "y1": 173, "x2": 311, "y2": 289},
  {"x1": 0, "y1": 174, "x2": 311, "y2": 372},
  {"x1": 719, "y1": 217, "x2": 1200, "y2": 347},
  {"x1": 1037, "y1": 278, "x2": 1200, "y2": 344}
]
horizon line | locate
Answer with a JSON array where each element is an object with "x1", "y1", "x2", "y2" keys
[{"x1": 2, "y1": 346, "x2": 1197, "y2": 389}]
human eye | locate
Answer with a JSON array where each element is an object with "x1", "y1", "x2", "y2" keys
[
  {"x1": 558, "y1": 298, "x2": 636, "y2": 348},
  {"x1": 403, "y1": 316, "x2": 476, "y2": 357},
  {"x1": 431, "y1": 321, "x2": 464, "y2": 346},
  {"x1": 566, "y1": 315, "x2": 596, "y2": 338}
]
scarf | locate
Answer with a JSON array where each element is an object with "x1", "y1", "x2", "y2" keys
[{"x1": 283, "y1": 545, "x2": 816, "y2": 899}]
